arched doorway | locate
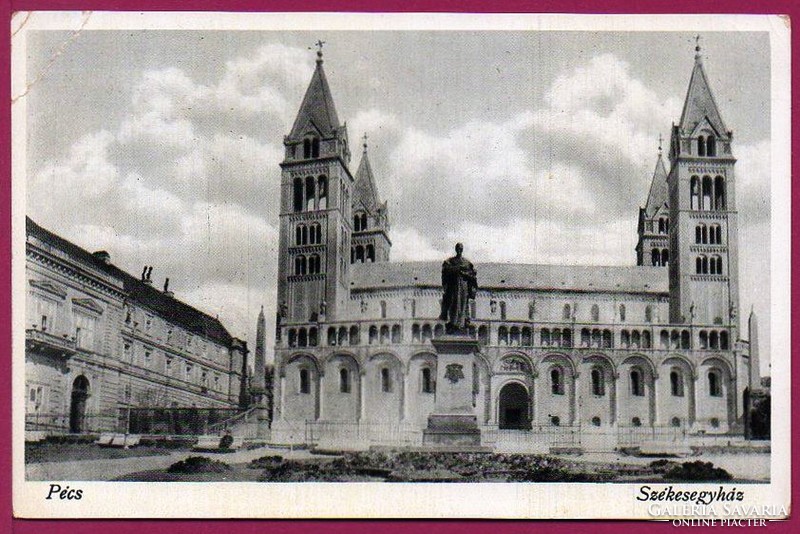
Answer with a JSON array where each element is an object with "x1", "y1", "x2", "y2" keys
[
  {"x1": 498, "y1": 382, "x2": 530, "y2": 430},
  {"x1": 69, "y1": 376, "x2": 90, "y2": 433}
]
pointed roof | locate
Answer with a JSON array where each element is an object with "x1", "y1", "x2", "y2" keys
[
  {"x1": 288, "y1": 52, "x2": 341, "y2": 140},
  {"x1": 353, "y1": 139, "x2": 381, "y2": 212},
  {"x1": 644, "y1": 152, "x2": 669, "y2": 216},
  {"x1": 678, "y1": 50, "x2": 728, "y2": 135}
]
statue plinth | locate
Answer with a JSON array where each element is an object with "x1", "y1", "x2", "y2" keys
[{"x1": 423, "y1": 334, "x2": 481, "y2": 447}]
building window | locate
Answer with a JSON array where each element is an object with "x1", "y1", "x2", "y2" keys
[
  {"x1": 299, "y1": 368, "x2": 310, "y2": 394},
  {"x1": 690, "y1": 176, "x2": 700, "y2": 210},
  {"x1": 185, "y1": 363, "x2": 193, "y2": 381},
  {"x1": 550, "y1": 367, "x2": 564, "y2": 395},
  {"x1": 563, "y1": 304, "x2": 571, "y2": 321},
  {"x1": 591, "y1": 368, "x2": 605, "y2": 396},
  {"x1": 670, "y1": 370, "x2": 684, "y2": 397},
  {"x1": 698, "y1": 135, "x2": 706, "y2": 157},
  {"x1": 632, "y1": 417, "x2": 642, "y2": 427},
  {"x1": 293, "y1": 177, "x2": 303, "y2": 212},
  {"x1": 708, "y1": 370, "x2": 722, "y2": 397},
  {"x1": 499, "y1": 301, "x2": 506, "y2": 321},
  {"x1": 74, "y1": 311, "x2": 97, "y2": 350},
  {"x1": 144, "y1": 350, "x2": 152, "y2": 367},
  {"x1": 123, "y1": 343, "x2": 132, "y2": 362},
  {"x1": 421, "y1": 368, "x2": 434, "y2": 393},
  {"x1": 339, "y1": 368, "x2": 351, "y2": 393},
  {"x1": 380, "y1": 301, "x2": 387, "y2": 319},
  {"x1": 590, "y1": 304, "x2": 600, "y2": 322},
  {"x1": 644, "y1": 305, "x2": 653, "y2": 323},
  {"x1": 619, "y1": 304, "x2": 626, "y2": 322},
  {"x1": 165, "y1": 357, "x2": 172, "y2": 374},
  {"x1": 710, "y1": 417, "x2": 720, "y2": 428},
  {"x1": 706, "y1": 136, "x2": 716, "y2": 157},
  {"x1": 550, "y1": 416, "x2": 560, "y2": 427},
  {"x1": 630, "y1": 369, "x2": 645, "y2": 397},
  {"x1": 671, "y1": 417, "x2": 682, "y2": 428},
  {"x1": 318, "y1": 176, "x2": 328, "y2": 209},
  {"x1": 591, "y1": 416, "x2": 601, "y2": 427},
  {"x1": 381, "y1": 368, "x2": 391, "y2": 393},
  {"x1": 702, "y1": 176, "x2": 713, "y2": 210}
]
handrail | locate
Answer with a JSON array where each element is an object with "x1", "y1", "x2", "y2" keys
[{"x1": 207, "y1": 406, "x2": 258, "y2": 435}]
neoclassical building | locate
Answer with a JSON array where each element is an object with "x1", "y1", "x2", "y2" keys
[
  {"x1": 25, "y1": 218, "x2": 248, "y2": 435},
  {"x1": 270, "y1": 45, "x2": 762, "y2": 448}
]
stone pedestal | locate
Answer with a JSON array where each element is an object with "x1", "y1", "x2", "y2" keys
[{"x1": 423, "y1": 335, "x2": 481, "y2": 447}]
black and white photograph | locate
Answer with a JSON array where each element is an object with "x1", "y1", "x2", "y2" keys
[{"x1": 12, "y1": 12, "x2": 790, "y2": 519}]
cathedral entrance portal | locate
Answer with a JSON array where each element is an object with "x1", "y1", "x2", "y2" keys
[
  {"x1": 69, "y1": 375, "x2": 90, "y2": 433},
  {"x1": 498, "y1": 382, "x2": 531, "y2": 430}
]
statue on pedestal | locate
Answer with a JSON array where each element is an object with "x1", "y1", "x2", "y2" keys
[{"x1": 439, "y1": 243, "x2": 478, "y2": 335}]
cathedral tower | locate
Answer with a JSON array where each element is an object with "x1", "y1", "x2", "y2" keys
[
  {"x1": 351, "y1": 135, "x2": 391, "y2": 264},
  {"x1": 667, "y1": 41, "x2": 740, "y2": 333},
  {"x1": 637, "y1": 142, "x2": 670, "y2": 267},
  {"x1": 277, "y1": 47, "x2": 353, "y2": 324}
]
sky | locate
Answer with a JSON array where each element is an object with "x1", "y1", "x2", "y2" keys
[{"x1": 22, "y1": 30, "x2": 772, "y2": 369}]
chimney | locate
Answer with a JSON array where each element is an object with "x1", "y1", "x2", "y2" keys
[
  {"x1": 163, "y1": 277, "x2": 174, "y2": 298},
  {"x1": 92, "y1": 250, "x2": 111, "y2": 264},
  {"x1": 141, "y1": 265, "x2": 148, "y2": 281}
]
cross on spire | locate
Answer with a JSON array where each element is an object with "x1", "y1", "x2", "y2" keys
[
  {"x1": 658, "y1": 133, "x2": 663, "y2": 155},
  {"x1": 694, "y1": 34, "x2": 702, "y2": 61},
  {"x1": 312, "y1": 39, "x2": 326, "y2": 63},
  {"x1": 362, "y1": 132, "x2": 368, "y2": 152}
]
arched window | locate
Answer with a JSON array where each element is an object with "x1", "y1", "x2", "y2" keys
[
  {"x1": 631, "y1": 330, "x2": 642, "y2": 349},
  {"x1": 294, "y1": 255, "x2": 306, "y2": 275},
  {"x1": 327, "y1": 327, "x2": 336, "y2": 346},
  {"x1": 645, "y1": 305, "x2": 653, "y2": 323},
  {"x1": 551, "y1": 367, "x2": 564, "y2": 395},
  {"x1": 299, "y1": 369, "x2": 310, "y2": 394},
  {"x1": 591, "y1": 368, "x2": 605, "y2": 396},
  {"x1": 660, "y1": 330, "x2": 669, "y2": 348},
  {"x1": 709, "y1": 224, "x2": 720, "y2": 244},
  {"x1": 309, "y1": 254, "x2": 321, "y2": 274},
  {"x1": 658, "y1": 218, "x2": 666, "y2": 234},
  {"x1": 297, "y1": 329, "x2": 308, "y2": 347},
  {"x1": 317, "y1": 176, "x2": 328, "y2": 209},
  {"x1": 696, "y1": 255, "x2": 708, "y2": 274},
  {"x1": 698, "y1": 135, "x2": 706, "y2": 157},
  {"x1": 699, "y1": 330, "x2": 709, "y2": 349},
  {"x1": 305, "y1": 176, "x2": 316, "y2": 211},
  {"x1": 563, "y1": 303, "x2": 571, "y2": 320},
  {"x1": 366, "y1": 244, "x2": 375, "y2": 263},
  {"x1": 412, "y1": 324, "x2": 421, "y2": 342},
  {"x1": 720, "y1": 330, "x2": 729, "y2": 350},
  {"x1": 690, "y1": 176, "x2": 700, "y2": 210},
  {"x1": 709, "y1": 330, "x2": 719, "y2": 350},
  {"x1": 643, "y1": 330, "x2": 653, "y2": 348},
  {"x1": 550, "y1": 416, "x2": 560, "y2": 426},
  {"x1": 339, "y1": 368, "x2": 350, "y2": 393},
  {"x1": 541, "y1": 328, "x2": 551, "y2": 346},
  {"x1": 671, "y1": 417, "x2": 682, "y2": 428},
  {"x1": 681, "y1": 330, "x2": 691, "y2": 349},
  {"x1": 661, "y1": 249, "x2": 669, "y2": 266},
  {"x1": 497, "y1": 326, "x2": 508, "y2": 346},
  {"x1": 602, "y1": 329, "x2": 613, "y2": 348},
  {"x1": 522, "y1": 326, "x2": 532, "y2": 346},
  {"x1": 368, "y1": 325, "x2": 378, "y2": 345},
  {"x1": 422, "y1": 324, "x2": 432, "y2": 343},
  {"x1": 360, "y1": 213, "x2": 367, "y2": 231},
  {"x1": 714, "y1": 224, "x2": 722, "y2": 244},
  {"x1": 295, "y1": 225, "x2": 303, "y2": 245},
  {"x1": 619, "y1": 304, "x2": 626, "y2": 322},
  {"x1": 708, "y1": 370, "x2": 722, "y2": 397},
  {"x1": 563, "y1": 328, "x2": 573, "y2": 347},
  {"x1": 630, "y1": 369, "x2": 645, "y2": 397},
  {"x1": 349, "y1": 326, "x2": 360, "y2": 345},
  {"x1": 651, "y1": 248, "x2": 660, "y2": 266},
  {"x1": 381, "y1": 368, "x2": 391, "y2": 392},
  {"x1": 591, "y1": 416, "x2": 601, "y2": 427},
  {"x1": 303, "y1": 139, "x2": 311, "y2": 159},
  {"x1": 706, "y1": 136, "x2": 716, "y2": 157},
  {"x1": 499, "y1": 301, "x2": 507, "y2": 321},
  {"x1": 702, "y1": 176, "x2": 713, "y2": 211},
  {"x1": 311, "y1": 137, "x2": 320, "y2": 158},
  {"x1": 632, "y1": 417, "x2": 642, "y2": 427},
  {"x1": 670, "y1": 370, "x2": 684, "y2": 397},
  {"x1": 312, "y1": 223, "x2": 322, "y2": 244},
  {"x1": 391, "y1": 324, "x2": 402, "y2": 344},
  {"x1": 621, "y1": 330, "x2": 630, "y2": 348},
  {"x1": 355, "y1": 245, "x2": 365, "y2": 263},
  {"x1": 380, "y1": 300, "x2": 387, "y2": 319},
  {"x1": 591, "y1": 304, "x2": 600, "y2": 322},
  {"x1": 293, "y1": 178, "x2": 304, "y2": 212},
  {"x1": 421, "y1": 368, "x2": 434, "y2": 393}
]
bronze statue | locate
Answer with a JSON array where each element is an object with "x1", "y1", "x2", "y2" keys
[{"x1": 439, "y1": 243, "x2": 477, "y2": 334}]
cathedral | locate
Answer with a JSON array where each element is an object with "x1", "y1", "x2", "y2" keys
[{"x1": 268, "y1": 43, "x2": 761, "y2": 450}]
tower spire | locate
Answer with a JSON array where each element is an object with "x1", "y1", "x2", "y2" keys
[
  {"x1": 362, "y1": 132, "x2": 368, "y2": 153},
  {"x1": 694, "y1": 34, "x2": 702, "y2": 62}
]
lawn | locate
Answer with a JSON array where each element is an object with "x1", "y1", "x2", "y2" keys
[
  {"x1": 26, "y1": 441, "x2": 179, "y2": 464},
  {"x1": 112, "y1": 451, "x2": 739, "y2": 483}
]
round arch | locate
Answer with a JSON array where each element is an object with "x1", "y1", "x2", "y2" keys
[
  {"x1": 497, "y1": 380, "x2": 531, "y2": 430},
  {"x1": 541, "y1": 352, "x2": 576, "y2": 376},
  {"x1": 495, "y1": 351, "x2": 535, "y2": 375}
]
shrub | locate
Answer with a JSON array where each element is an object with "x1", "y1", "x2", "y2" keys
[
  {"x1": 167, "y1": 456, "x2": 231, "y2": 474},
  {"x1": 248, "y1": 455, "x2": 284, "y2": 470},
  {"x1": 663, "y1": 460, "x2": 733, "y2": 481}
]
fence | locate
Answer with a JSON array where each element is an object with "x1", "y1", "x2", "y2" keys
[
  {"x1": 304, "y1": 421, "x2": 423, "y2": 449},
  {"x1": 124, "y1": 407, "x2": 243, "y2": 435},
  {"x1": 25, "y1": 412, "x2": 119, "y2": 434}
]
